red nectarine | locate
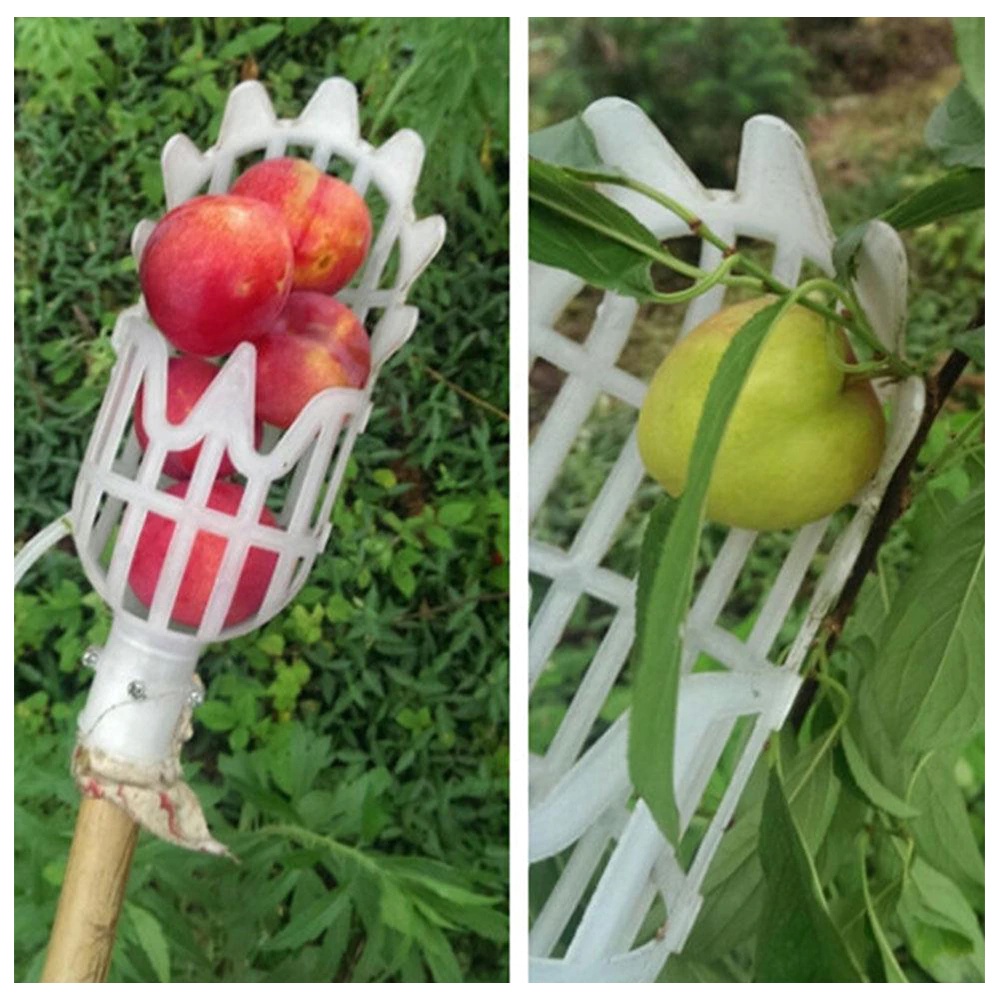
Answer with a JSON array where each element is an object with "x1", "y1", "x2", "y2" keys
[
  {"x1": 139, "y1": 194, "x2": 294, "y2": 357},
  {"x1": 129, "y1": 480, "x2": 279, "y2": 628},
  {"x1": 254, "y1": 291, "x2": 371, "y2": 429},
  {"x1": 134, "y1": 356, "x2": 263, "y2": 480},
  {"x1": 231, "y1": 157, "x2": 372, "y2": 294}
]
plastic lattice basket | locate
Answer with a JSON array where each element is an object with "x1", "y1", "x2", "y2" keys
[
  {"x1": 528, "y1": 98, "x2": 924, "y2": 982},
  {"x1": 54, "y1": 77, "x2": 444, "y2": 845}
]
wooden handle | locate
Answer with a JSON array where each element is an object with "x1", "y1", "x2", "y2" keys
[{"x1": 41, "y1": 796, "x2": 139, "y2": 983}]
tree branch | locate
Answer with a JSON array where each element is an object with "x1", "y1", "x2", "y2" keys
[{"x1": 789, "y1": 305, "x2": 983, "y2": 729}]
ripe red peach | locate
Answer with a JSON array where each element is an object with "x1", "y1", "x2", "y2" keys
[
  {"x1": 254, "y1": 291, "x2": 371, "y2": 430},
  {"x1": 128, "y1": 480, "x2": 279, "y2": 628},
  {"x1": 230, "y1": 157, "x2": 372, "y2": 294},
  {"x1": 139, "y1": 194, "x2": 294, "y2": 357},
  {"x1": 133, "y1": 356, "x2": 263, "y2": 480}
]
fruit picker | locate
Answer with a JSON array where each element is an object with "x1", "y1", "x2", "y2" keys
[{"x1": 14, "y1": 78, "x2": 445, "y2": 983}]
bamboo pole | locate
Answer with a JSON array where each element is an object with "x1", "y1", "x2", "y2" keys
[{"x1": 41, "y1": 796, "x2": 139, "y2": 983}]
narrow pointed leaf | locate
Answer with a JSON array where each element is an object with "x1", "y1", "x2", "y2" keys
[
  {"x1": 867, "y1": 487, "x2": 984, "y2": 752},
  {"x1": 833, "y1": 166, "x2": 983, "y2": 282},
  {"x1": 528, "y1": 158, "x2": 661, "y2": 299},
  {"x1": 753, "y1": 771, "x2": 866, "y2": 982},
  {"x1": 898, "y1": 858, "x2": 985, "y2": 982},
  {"x1": 629, "y1": 301, "x2": 785, "y2": 845},
  {"x1": 907, "y1": 752, "x2": 985, "y2": 912},
  {"x1": 839, "y1": 726, "x2": 920, "y2": 819},
  {"x1": 686, "y1": 734, "x2": 840, "y2": 959},
  {"x1": 952, "y1": 18, "x2": 985, "y2": 108},
  {"x1": 259, "y1": 891, "x2": 351, "y2": 952},
  {"x1": 125, "y1": 903, "x2": 171, "y2": 983},
  {"x1": 859, "y1": 837, "x2": 908, "y2": 982},
  {"x1": 950, "y1": 326, "x2": 984, "y2": 365},
  {"x1": 529, "y1": 115, "x2": 604, "y2": 170},
  {"x1": 925, "y1": 82, "x2": 984, "y2": 168},
  {"x1": 880, "y1": 167, "x2": 984, "y2": 230}
]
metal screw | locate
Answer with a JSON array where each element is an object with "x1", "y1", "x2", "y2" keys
[
  {"x1": 81, "y1": 646, "x2": 101, "y2": 669},
  {"x1": 127, "y1": 679, "x2": 147, "y2": 701},
  {"x1": 188, "y1": 686, "x2": 204, "y2": 707}
]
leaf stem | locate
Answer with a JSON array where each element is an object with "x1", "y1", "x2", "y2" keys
[
  {"x1": 615, "y1": 175, "x2": 917, "y2": 378},
  {"x1": 650, "y1": 254, "x2": 740, "y2": 305}
]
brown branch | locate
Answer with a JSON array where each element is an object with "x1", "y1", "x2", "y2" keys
[
  {"x1": 789, "y1": 305, "x2": 982, "y2": 729},
  {"x1": 417, "y1": 359, "x2": 509, "y2": 422},
  {"x1": 72, "y1": 304, "x2": 96, "y2": 339}
]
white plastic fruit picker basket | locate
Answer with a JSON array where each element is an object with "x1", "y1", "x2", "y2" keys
[
  {"x1": 528, "y1": 98, "x2": 924, "y2": 983},
  {"x1": 17, "y1": 77, "x2": 444, "y2": 981}
]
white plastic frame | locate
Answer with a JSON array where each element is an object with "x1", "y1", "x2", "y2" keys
[
  {"x1": 528, "y1": 99, "x2": 924, "y2": 982},
  {"x1": 72, "y1": 79, "x2": 445, "y2": 765}
]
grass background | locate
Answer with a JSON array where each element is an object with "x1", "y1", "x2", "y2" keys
[{"x1": 14, "y1": 17, "x2": 509, "y2": 983}]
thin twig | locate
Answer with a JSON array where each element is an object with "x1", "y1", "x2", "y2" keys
[
  {"x1": 418, "y1": 359, "x2": 509, "y2": 422},
  {"x1": 788, "y1": 305, "x2": 982, "y2": 729},
  {"x1": 619, "y1": 174, "x2": 916, "y2": 378},
  {"x1": 72, "y1": 304, "x2": 96, "y2": 339}
]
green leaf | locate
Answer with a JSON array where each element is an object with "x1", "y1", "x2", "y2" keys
[
  {"x1": 839, "y1": 727, "x2": 919, "y2": 819},
  {"x1": 832, "y1": 221, "x2": 870, "y2": 284},
  {"x1": 630, "y1": 494, "x2": 677, "y2": 703},
  {"x1": 925, "y1": 82, "x2": 985, "y2": 168},
  {"x1": 285, "y1": 17, "x2": 322, "y2": 38},
  {"x1": 125, "y1": 903, "x2": 171, "y2": 983},
  {"x1": 858, "y1": 836, "x2": 907, "y2": 982},
  {"x1": 391, "y1": 559, "x2": 417, "y2": 599},
  {"x1": 753, "y1": 771, "x2": 866, "y2": 982},
  {"x1": 217, "y1": 23, "x2": 284, "y2": 60},
  {"x1": 833, "y1": 167, "x2": 983, "y2": 282},
  {"x1": 950, "y1": 326, "x2": 984, "y2": 365},
  {"x1": 196, "y1": 699, "x2": 236, "y2": 732},
  {"x1": 952, "y1": 18, "x2": 985, "y2": 108},
  {"x1": 325, "y1": 593, "x2": 355, "y2": 623},
  {"x1": 437, "y1": 501, "x2": 475, "y2": 527},
  {"x1": 906, "y1": 753, "x2": 985, "y2": 912},
  {"x1": 898, "y1": 858, "x2": 985, "y2": 982},
  {"x1": 867, "y1": 487, "x2": 984, "y2": 752},
  {"x1": 880, "y1": 167, "x2": 984, "y2": 230},
  {"x1": 257, "y1": 632, "x2": 285, "y2": 658},
  {"x1": 372, "y1": 467, "x2": 397, "y2": 489},
  {"x1": 629, "y1": 300, "x2": 785, "y2": 845},
  {"x1": 528, "y1": 115, "x2": 603, "y2": 170},
  {"x1": 293, "y1": 603, "x2": 326, "y2": 644},
  {"x1": 261, "y1": 890, "x2": 351, "y2": 952},
  {"x1": 661, "y1": 953, "x2": 742, "y2": 982},
  {"x1": 528, "y1": 158, "x2": 662, "y2": 299},
  {"x1": 686, "y1": 732, "x2": 840, "y2": 960},
  {"x1": 828, "y1": 823, "x2": 908, "y2": 974},
  {"x1": 424, "y1": 524, "x2": 454, "y2": 549},
  {"x1": 379, "y1": 876, "x2": 417, "y2": 934},
  {"x1": 420, "y1": 921, "x2": 464, "y2": 982}
]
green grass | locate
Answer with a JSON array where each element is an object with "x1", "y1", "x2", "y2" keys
[{"x1": 15, "y1": 16, "x2": 508, "y2": 983}]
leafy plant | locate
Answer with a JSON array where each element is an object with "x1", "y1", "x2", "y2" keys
[{"x1": 336, "y1": 18, "x2": 509, "y2": 241}]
